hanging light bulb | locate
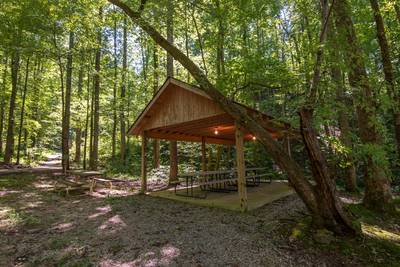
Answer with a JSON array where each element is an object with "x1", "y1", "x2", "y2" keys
[
  {"x1": 214, "y1": 128, "x2": 219, "y2": 135},
  {"x1": 252, "y1": 135, "x2": 256, "y2": 141}
]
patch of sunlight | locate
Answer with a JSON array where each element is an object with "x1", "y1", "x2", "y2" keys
[
  {"x1": 25, "y1": 200, "x2": 44, "y2": 208},
  {"x1": 339, "y1": 196, "x2": 361, "y2": 204},
  {"x1": 0, "y1": 190, "x2": 22, "y2": 197},
  {"x1": 33, "y1": 181, "x2": 54, "y2": 189},
  {"x1": 51, "y1": 222, "x2": 75, "y2": 232},
  {"x1": 362, "y1": 223, "x2": 400, "y2": 243},
  {"x1": 0, "y1": 208, "x2": 39, "y2": 228},
  {"x1": 98, "y1": 244, "x2": 181, "y2": 267},
  {"x1": 98, "y1": 215, "x2": 127, "y2": 233},
  {"x1": 88, "y1": 205, "x2": 112, "y2": 219}
]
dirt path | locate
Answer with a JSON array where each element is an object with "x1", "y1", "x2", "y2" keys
[
  {"x1": 0, "y1": 173, "x2": 353, "y2": 266},
  {"x1": 0, "y1": 154, "x2": 101, "y2": 178}
]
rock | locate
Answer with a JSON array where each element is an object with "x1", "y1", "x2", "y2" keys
[{"x1": 313, "y1": 229, "x2": 335, "y2": 245}]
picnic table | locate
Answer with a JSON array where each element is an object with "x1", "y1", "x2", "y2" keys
[{"x1": 174, "y1": 167, "x2": 271, "y2": 198}]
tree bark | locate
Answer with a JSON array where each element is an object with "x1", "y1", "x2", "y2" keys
[
  {"x1": 152, "y1": 43, "x2": 160, "y2": 169},
  {"x1": 4, "y1": 51, "x2": 20, "y2": 164},
  {"x1": 215, "y1": 0, "x2": 225, "y2": 78},
  {"x1": 120, "y1": 16, "x2": 127, "y2": 162},
  {"x1": 333, "y1": 0, "x2": 393, "y2": 211},
  {"x1": 0, "y1": 57, "x2": 8, "y2": 156},
  {"x1": 109, "y1": 0, "x2": 355, "y2": 234},
  {"x1": 75, "y1": 54, "x2": 84, "y2": 165},
  {"x1": 167, "y1": 1, "x2": 178, "y2": 183},
  {"x1": 83, "y1": 69, "x2": 91, "y2": 170},
  {"x1": 62, "y1": 32, "x2": 74, "y2": 173},
  {"x1": 112, "y1": 16, "x2": 118, "y2": 159},
  {"x1": 327, "y1": 19, "x2": 358, "y2": 192},
  {"x1": 90, "y1": 8, "x2": 102, "y2": 171},
  {"x1": 298, "y1": 0, "x2": 355, "y2": 233},
  {"x1": 331, "y1": 65, "x2": 357, "y2": 191},
  {"x1": 369, "y1": 0, "x2": 400, "y2": 163},
  {"x1": 16, "y1": 58, "x2": 30, "y2": 165}
]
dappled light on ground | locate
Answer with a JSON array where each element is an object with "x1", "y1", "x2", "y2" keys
[
  {"x1": 88, "y1": 205, "x2": 112, "y2": 219},
  {"x1": 98, "y1": 244, "x2": 181, "y2": 267},
  {"x1": 361, "y1": 223, "x2": 400, "y2": 243},
  {"x1": 98, "y1": 215, "x2": 127, "y2": 234},
  {"x1": 1, "y1": 173, "x2": 399, "y2": 266},
  {"x1": 51, "y1": 222, "x2": 75, "y2": 233}
]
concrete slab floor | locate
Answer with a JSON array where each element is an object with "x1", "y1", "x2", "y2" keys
[{"x1": 149, "y1": 181, "x2": 294, "y2": 211}]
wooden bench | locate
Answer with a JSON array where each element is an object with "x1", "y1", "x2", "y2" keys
[
  {"x1": 55, "y1": 179, "x2": 90, "y2": 196},
  {"x1": 90, "y1": 178, "x2": 114, "y2": 193}
]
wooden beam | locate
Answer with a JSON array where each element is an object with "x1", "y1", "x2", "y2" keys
[
  {"x1": 235, "y1": 123, "x2": 248, "y2": 212},
  {"x1": 140, "y1": 133, "x2": 147, "y2": 193},
  {"x1": 145, "y1": 130, "x2": 235, "y2": 145}
]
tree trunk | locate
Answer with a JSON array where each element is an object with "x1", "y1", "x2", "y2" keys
[
  {"x1": 120, "y1": 16, "x2": 127, "y2": 162},
  {"x1": 298, "y1": 0, "x2": 355, "y2": 233},
  {"x1": 167, "y1": 1, "x2": 178, "y2": 183},
  {"x1": 16, "y1": 58, "x2": 30, "y2": 165},
  {"x1": 75, "y1": 55, "x2": 84, "y2": 165},
  {"x1": 83, "y1": 69, "x2": 91, "y2": 170},
  {"x1": 4, "y1": 51, "x2": 20, "y2": 164},
  {"x1": 152, "y1": 43, "x2": 160, "y2": 169},
  {"x1": 112, "y1": 16, "x2": 118, "y2": 159},
  {"x1": 90, "y1": 8, "x2": 102, "y2": 171},
  {"x1": 299, "y1": 109, "x2": 355, "y2": 233},
  {"x1": 109, "y1": 0, "x2": 356, "y2": 234},
  {"x1": 326, "y1": 20, "x2": 358, "y2": 191},
  {"x1": 62, "y1": 32, "x2": 74, "y2": 173},
  {"x1": 369, "y1": 0, "x2": 400, "y2": 163},
  {"x1": 333, "y1": 0, "x2": 393, "y2": 211},
  {"x1": 331, "y1": 65, "x2": 357, "y2": 191},
  {"x1": 0, "y1": 57, "x2": 8, "y2": 156},
  {"x1": 191, "y1": 9, "x2": 208, "y2": 76},
  {"x1": 215, "y1": 0, "x2": 225, "y2": 78}
]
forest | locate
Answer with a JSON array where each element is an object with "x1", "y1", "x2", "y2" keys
[{"x1": 0, "y1": 0, "x2": 400, "y2": 266}]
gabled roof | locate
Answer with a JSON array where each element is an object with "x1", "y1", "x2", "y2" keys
[{"x1": 128, "y1": 77, "x2": 298, "y2": 144}]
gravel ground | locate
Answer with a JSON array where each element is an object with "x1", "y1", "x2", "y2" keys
[{"x1": 0, "y1": 173, "x2": 353, "y2": 266}]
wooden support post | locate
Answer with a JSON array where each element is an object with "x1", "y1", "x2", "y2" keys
[
  {"x1": 235, "y1": 123, "x2": 248, "y2": 212},
  {"x1": 201, "y1": 137, "x2": 206, "y2": 172},
  {"x1": 141, "y1": 133, "x2": 147, "y2": 193}
]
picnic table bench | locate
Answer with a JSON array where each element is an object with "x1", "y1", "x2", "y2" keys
[
  {"x1": 89, "y1": 177, "x2": 129, "y2": 193},
  {"x1": 54, "y1": 179, "x2": 90, "y2": 196},
  {"x1": 174, "y1": 167, "x2": 271, "y2": 198}
]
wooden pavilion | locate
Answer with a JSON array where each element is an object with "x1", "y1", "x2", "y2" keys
[{"x1": 128, "y1": 77, "x2": 297, "y2": 211}]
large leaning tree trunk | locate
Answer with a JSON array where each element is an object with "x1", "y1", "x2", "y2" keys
[
  {"x1": 108, "y1": 0, "x2": 356, "y2": 235},
  {"x1": 332, "y1": 0, "x2": 393, "y2": 211},
  {"x1": 299, "y1": 0, "x2": 354, "y2": 234}
]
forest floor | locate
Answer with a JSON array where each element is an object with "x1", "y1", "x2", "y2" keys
[{"x1": 0, "y1": 173, "x2": 399, "y2": 267}]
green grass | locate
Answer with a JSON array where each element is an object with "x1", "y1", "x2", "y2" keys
[
  {"x1": 4, "y1": 208, "x2": 41, "y2": 227},
  {"x1": 47, "y1": 236, "x2": 70, "y2": 250},
  {"x1": 0, "y1": 174, "x2": 36, "y2": 189}
]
